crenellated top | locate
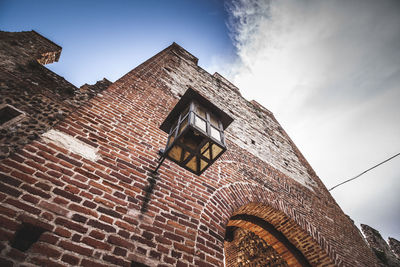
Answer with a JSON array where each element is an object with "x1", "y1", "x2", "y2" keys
[
  {"x1": 0, "y1": 30, "x2": 110, "y2": 159},
  {"x1": 213, "y1": 72, "x2": 240, "y2": 94},
  {"x1": 0, "y1": 30, "x2": 61, "y2": 65},
  {"x1": 169, "y1": 42, "x2": 199, "y2": 65}
]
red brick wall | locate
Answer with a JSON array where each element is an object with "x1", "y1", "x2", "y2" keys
[
  {"x1": 0, "y1": 31, "x2": 111, "y2": 159},
  {"x1": 0, "y1": 38, "x2": 380, "y2": 266}
]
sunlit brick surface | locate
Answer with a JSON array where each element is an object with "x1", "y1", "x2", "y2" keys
[{"x1": 0, "y1": 32, "x2": 380, "y2": 266}]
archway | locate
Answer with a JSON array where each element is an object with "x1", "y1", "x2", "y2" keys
[
  {"x1": 225, "y1": 227, "x2": 290, "y2": 266},
  {"x1": 224, "y1": 203, "x2": 335, "y2": 267},
  {"x1": 193, "y1": 175, "x2": 338, "y2": 266}
]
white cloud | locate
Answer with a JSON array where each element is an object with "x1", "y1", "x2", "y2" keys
[{"x1": 225, "y1": 0, "x2": 400, "y2": 240}]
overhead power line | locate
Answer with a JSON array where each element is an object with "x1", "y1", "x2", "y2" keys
[{"x1": 329, "y1": 152, "x2": 400, "y2": 191}]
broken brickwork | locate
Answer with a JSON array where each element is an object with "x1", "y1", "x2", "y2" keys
[
  {"x1": 389, "y1": 238, "x2": 400, "y2": 260},
  {"x1": 0, "y1": 31, "x2": 380, "y2": 266},
  {"x1": 361, "y1": 224, "x2": 400, "y2": 267},
  {"x1": 0, "y1": 31, "x2": 111, "y2": 159}
]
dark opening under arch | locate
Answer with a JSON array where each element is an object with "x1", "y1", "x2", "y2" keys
[{"x1": 226, "y1": 214, "x2": 312, "y2": 267}]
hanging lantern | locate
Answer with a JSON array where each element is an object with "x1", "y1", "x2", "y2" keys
[{"x1": 159, "y1": 88, "x2": 233, "y2": 175}]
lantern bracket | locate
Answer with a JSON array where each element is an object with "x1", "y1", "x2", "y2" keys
[{"x1": 152, "y1": 149, "x2": 166, "y2": 174}]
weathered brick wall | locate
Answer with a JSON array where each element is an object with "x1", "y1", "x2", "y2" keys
[
  {"x1": 0, "y1": 31, "x2": 111, "y2": 159},
  {"x1": 361, "y1": 224, "x2": 400, "y2": 266},
  {"x1": 0, "y1": 30, "x2": 61, "y2": 68},
  {"x1": 0, "y1": 34, "x2": 380, "y2": 266},
  {"x1": 389, "y1": 238, "x2": 400, "y2": 260}
]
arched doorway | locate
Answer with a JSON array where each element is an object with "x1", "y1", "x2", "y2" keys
[
  {"x1": 225, "y1": 227, "x2": 290, "y2": 266},
  {"x1": 224, "y1": 203, "x2": 335, "y2": 267}
]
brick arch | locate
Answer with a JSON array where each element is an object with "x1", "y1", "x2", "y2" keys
[
  {"x1": 227, "y1": 207, "x2": 334, "y2": 266},
  {"x1": 225, "y1": 218, "x2": 306, "y2": 267},
  {"x1": 194, "y1": 181, "x2": 336, "y2": 266}
]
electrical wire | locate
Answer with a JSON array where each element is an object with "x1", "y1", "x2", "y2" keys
[{"x1": 329, "y1": 152, "x2": 400, "y2": 191}]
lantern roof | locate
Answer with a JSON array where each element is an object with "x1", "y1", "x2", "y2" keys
[{"x1": 160, "y1": 88, "x2": 233, "y2": 133}]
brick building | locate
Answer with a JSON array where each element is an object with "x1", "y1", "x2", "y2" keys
[{"x1": 0, "y1": 31, "x2": 381, "y2": 266}]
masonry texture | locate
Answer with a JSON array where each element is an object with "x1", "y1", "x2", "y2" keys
[
  {"x1": 0, "y1": 30, "x2": 111, "y2": 159},
  {"x1": 361, "y1": 224, "x2": 400, "y2": 267},
  {"x1": 0, "y1": 31, "x2": 381, "y2": 266}
]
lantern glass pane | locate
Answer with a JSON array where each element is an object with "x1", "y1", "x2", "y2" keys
[
  {"x1": 201, "y1": 142, "x2": 209, "y2": 153},
  {"x1": 183, "y1": 151, "x2": 190, "y2": 161},
  {"x1": 168, "y1": 145, "x2": 183, "y2": 162},
  {"x1": 202, "y1": 149, "x2": 211, "y2": 159},
  {"x1": 196, "y1": 105, "x2": 206, "y2": 119},
  {"x1": 194, "y1": 115, "x2": 207, "y2": 132},
  {"x1": 180, "y1": 129, "x2": 205, "y2": 151},
  {"x1": 210, "y1": 126, "x2": 221, "y2": 142},
  {"x1": 210, "y1": 114, "x2": 219, "y2": 127},
  {"x1": 200, "y1": 159, "x2": 208, "y2": 171},
  {"x1": 167, "y1": 135, "x2": 175, "y2": 147},
  {"x1": 181, "y1": 105, "x2": 190, "y2": 118},
  {"x1": 211, "y1": 143, "x2": 223, "y2": 159},
  {"x1": 179, "y1": 116, "x2": 188, "y2": 134},
  {"x1": 170, "y1": 121, "x2": 178, "y2": 134},
  {"x1": 186, "y1": 156, "x2": 197, "y2": 172}
]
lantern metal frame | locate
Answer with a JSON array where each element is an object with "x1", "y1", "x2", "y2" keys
[{"x1": 157, "y1": 88, "x2": 233, "y2": 175}]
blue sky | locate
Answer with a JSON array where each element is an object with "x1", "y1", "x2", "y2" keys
[
  {"x1": 1, "y1": 0, "x2": 399, "y2": 243},
  {"x1": 0, "y1": 0, "x2": 236, "y2": 86}
]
